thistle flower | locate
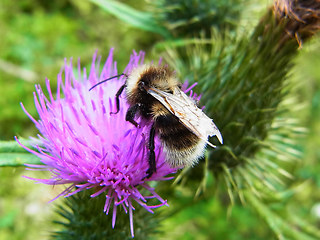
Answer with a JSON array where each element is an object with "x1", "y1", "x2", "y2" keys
[{"x1": 15, "y1": 49, "x2": 202, "y2": 237}]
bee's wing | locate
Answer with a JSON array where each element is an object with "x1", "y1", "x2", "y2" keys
[{"x1": 148, "y1": 87, "x2": 223, "y2": 146}]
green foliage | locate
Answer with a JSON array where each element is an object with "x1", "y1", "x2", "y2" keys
[
  {"x1": 90, "y1": 0, "x2": 171, "y2": 38},
  {"x1": 0, "y1": 140, "x2": 42, "y2": 166},
  {"x1": 161, "y1": 196, "x2": 273, "y2": 240},
  {"x1": 0, "y1": 75, "x2": 36, "y2": 139},
  {"x1": 154, "y1": 0, "x2": 244, "y2": 37},
  {"x1": 0, "y1": 153, "x2": 41, "y2": 167},
  {"x1": 0, "y1": 167, "x2": 57, "y2": 240}
]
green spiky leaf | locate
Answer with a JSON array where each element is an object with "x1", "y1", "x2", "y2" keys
[
  {"x1": 0, "y1": 140, "x2": 42, "y2": 166},
  {"x1": 90, "y1": 0, "x2": 171, "y2": 38},
  {"x1": 0, "y1": 153, "x2": 41, "y2": 167}
]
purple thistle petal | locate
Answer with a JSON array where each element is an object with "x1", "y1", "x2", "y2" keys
[
  {"x1": 184, "y1": 82, "x2": 198, "y2": 94},
  {"x1": 128, "y1": 201, "x2": 134, "y2": 238},
  {"x1": 20, "y1": 103, "x2": 38, "y2": 126},
  {"x1": 112, "y1": 203, "x2": 117, "y2": 228},
  {"x1": 90, "y1": 186, "x2": 108, "y2": 198}
]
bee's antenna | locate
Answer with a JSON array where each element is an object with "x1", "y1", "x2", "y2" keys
[{"x1": 89, "y1": 73, "x2": 127, "y2": 91}]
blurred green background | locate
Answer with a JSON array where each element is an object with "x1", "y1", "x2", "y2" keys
[{"x1": 0, "y1": 0, "x2": 319, "y2": 239}]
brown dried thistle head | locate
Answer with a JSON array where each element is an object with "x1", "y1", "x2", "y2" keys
[{"x1": 274, "y1": 0, "x2": 320, "y2": 47}]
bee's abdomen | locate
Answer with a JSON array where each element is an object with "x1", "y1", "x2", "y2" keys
[
  {"x1": 160, "y1": 127, "x2": 198, "y2": 150},
  {"x1": 155, "y1": 114, "x2": 206, "y2": 167},
  {"x1": 155, "y1": 113, "x2": 198, "y2": 147}
]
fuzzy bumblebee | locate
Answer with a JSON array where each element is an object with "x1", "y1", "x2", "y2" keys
[{"x1": 91, "y1": 65, "x2": 223, "y2": 178}]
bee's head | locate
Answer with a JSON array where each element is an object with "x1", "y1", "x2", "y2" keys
[{"x1": 138, "y1": 65, "x2": 178, "y2": 94}]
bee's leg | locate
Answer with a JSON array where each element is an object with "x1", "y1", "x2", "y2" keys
[
  {"x1": 146, "y1": 123, "x2": 156, "y2": 179},
  {"x1": 110, "y1": 83, "x2": 126, "y2": 114},
  {"x1": 125, "y1": 103, "x2": 141, "y2": 127}
]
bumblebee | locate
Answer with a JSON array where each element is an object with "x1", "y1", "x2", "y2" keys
[{"x1": 90, "y1": 65, "x2": 222, "y2": 178}]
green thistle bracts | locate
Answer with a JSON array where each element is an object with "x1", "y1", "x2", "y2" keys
[
  {"x1": 156, "y1": 1, "x2": 320, "y2": 239},
  {"x1": 154, "y1": 0, "x2": 243, "y2": 37},
  {"x1": 162, "y1": 0, "x2": 319, "y2": 195},
  {"x1": 52, "y1": 191, "x2": 162, "y2": 240}
]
